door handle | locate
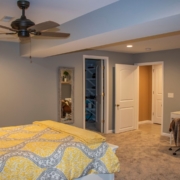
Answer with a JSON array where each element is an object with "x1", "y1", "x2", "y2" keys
[{"x1": 116, "y1": 104, "x2": 120, "y2": 107}]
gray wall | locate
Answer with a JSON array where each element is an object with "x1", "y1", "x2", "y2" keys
[
  {"x1": 0, "y1": 41, "x2": 133, "y2": 129},
  {"x1": 1, "y1": 41, "x2": 180, "y2": 133},
  {"x1": 37, "y1": 50, "x2": 134, "y2": 129},
  {"x1": 0, "y1": 42, "x2": 57, "y2": 127},
  {"x1": 133, "y1": 49, "x2": 180, "y2": 133}
]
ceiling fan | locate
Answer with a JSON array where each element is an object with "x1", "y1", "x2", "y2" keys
[{"x1": 0, "y1": 0, "x2": 70, "y2": 42}]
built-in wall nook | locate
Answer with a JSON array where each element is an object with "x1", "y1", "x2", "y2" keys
[{"x1": 59, "y1": 67, "x2": 74, "y2": 124}]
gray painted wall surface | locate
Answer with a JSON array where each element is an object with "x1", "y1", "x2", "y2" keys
[
  {"x1": 37, "y1": 50, "x2": 134, "y2": 129},
  {"x1": 2, "y1": 41, "x2": 180, "y2": 134},
  {"x1": 133, "y1": 49, "x2": 180, "y2": 133},
  {"x1": 0, "y1": 42, "x2": 133, "y2": 129},
  {"x1": 0, "y1": 42, "x2": 57, "y2": 127}
]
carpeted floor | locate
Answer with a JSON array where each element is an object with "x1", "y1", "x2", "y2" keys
[{"x1": 103, "y1": 124, "x2": 180, "y2": 180}]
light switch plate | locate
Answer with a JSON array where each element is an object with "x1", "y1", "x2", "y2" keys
[{"x1": 168, "y1": 93, "x2": 174, "y2": 98}]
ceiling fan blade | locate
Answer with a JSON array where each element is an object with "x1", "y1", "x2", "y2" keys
[
  {"x1": 19, "y1": 37, "x2": 31, "y2": 43},
  {"x1": 38, "y1": 32, "x2": 70, "y2": 37},
  {"x1": 0, "y1": 25, "x2": 17, "y2": 32},
  {"x1": 28, "y1": 21, "x2": 60, "y2": 32},
  {"x1": 0, "y1": 33, "x2": 17, "y2": 35}
]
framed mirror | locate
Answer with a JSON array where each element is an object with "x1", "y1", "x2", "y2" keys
[{"x1": 59, "y1": 67, "x2": 74, "y2": 124}]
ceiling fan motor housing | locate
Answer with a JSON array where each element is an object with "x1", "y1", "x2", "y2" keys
[
  {"x1": 11, "y1": 18, "x2": 35, "y2": 37},
  {"x1": 11, "y1": 0, "x2": 35, "y2": 37}
]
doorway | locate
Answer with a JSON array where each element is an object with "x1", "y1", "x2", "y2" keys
[
  {"x1": 114, "y1": 62, "x2": 164, "y2": 135},
  {"x1": 139, "y1": 64, "x2": 163, "y2": 134},
  {"x1": 139, "y1": 66, "x2": 152, "y2": 123},
  {"x1": 83, "y1": 55, "x2": 109, "y2": 133},
  {"x1": 85, "y1": 59, "x2": 104, "y2": 132},
  {"x1": 136, "y1": 62, "x2": 163, "y2": 134}
]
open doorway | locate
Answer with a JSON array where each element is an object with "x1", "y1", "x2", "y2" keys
[
  {"x1": 139, "y1": 66, "x2": 152, "y2": 124},
  {"x1": 114, "y1": 62, "x2": 163, "y2": 135},
  {"x1": 138, "y1": 62, "x2": 163, "y2": 135},
  {"x1": 85, "y1": 59, "x2": 104, "y2": 132},
  {"x1": 83, "y1": 55, "x2": 109, "y2": 133}
]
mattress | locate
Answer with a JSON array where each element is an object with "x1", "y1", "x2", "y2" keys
[{"x1": 0, "y1": 120, "x2": 120, "y2": 180}]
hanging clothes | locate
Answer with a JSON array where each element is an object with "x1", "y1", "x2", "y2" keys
[{"x1": 169, "y1": 118, "x2": 180, "y2": 146}]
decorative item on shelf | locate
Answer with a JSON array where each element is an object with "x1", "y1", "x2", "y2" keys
[
  {"x1": 63, "y1": 70, "x2": 69, "y2": 82},
  {"x1": 92, "y1": 73, "x2": 96, "y2": 78},
  {"x1": 61, "y1": 100, "x2": 71, "y2": 118}
]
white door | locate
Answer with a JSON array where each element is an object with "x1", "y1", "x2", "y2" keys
[
  {"x1": 96, "y1": 60, "x2": 104, "y2": 132},
  {"x1": 153, "y1": 65, "x2": 162, "y2": 124},
  {"x1": 115, "y1": 64, "x2": 138, "y2": 133}
]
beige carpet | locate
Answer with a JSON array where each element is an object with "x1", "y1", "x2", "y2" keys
[{"x1": 103, "y1": 124, "x2": 180, "y2": 180}]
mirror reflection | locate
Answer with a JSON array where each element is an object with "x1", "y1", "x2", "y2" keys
[{"x1": 59, "y1": 67, "x2": 74, "y2": 123}]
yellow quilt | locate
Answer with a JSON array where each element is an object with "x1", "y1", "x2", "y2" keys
[{"x1": 0, "y1": 120, "x2": 120, "y2": 180}]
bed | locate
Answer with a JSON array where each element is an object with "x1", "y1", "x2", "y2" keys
[{"x1": 0, "y1": 120, "x2": 120, "y2": 180}]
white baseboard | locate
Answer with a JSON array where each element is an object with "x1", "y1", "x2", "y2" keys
[
  {"x1": 161, "y1": 132, "x2": 170, "y2": 137},
  {"x1": 107, "y1": 130, "x2": 113, "y2": 134},
  {"x1": 138, "y1": 120, "x2": 152, "y2": 125}
]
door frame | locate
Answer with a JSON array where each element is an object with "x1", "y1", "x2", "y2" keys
[
  {"x1": 135, "y1": 61, "x2": 164, "y2": 135},
  {"x1": 83, "y1": 55, "x2": 109, "y2": 133}
]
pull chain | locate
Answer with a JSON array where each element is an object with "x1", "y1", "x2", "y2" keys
[{"x1": 29, "y1": 38, "x2": 32, "y2": 63}]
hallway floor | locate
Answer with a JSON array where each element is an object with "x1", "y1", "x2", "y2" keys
[{"x1": 104, "y1": 123, "x2": 180, "y2": 180}]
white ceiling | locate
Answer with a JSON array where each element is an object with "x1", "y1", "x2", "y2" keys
[
  {"x1": 0, "y1": 0, "x2": 118, "y2": 24},
  {"x1": 1, "y1": 0, "x2": 180, "y2": 57}
]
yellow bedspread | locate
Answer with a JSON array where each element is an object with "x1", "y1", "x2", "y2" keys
[{"x1": 0, "y1": 120, "x2": 120, "y2": 180}]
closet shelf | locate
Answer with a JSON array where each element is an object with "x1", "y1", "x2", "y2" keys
[
  {"x1": 86, "y1": 108, "x2": 95, "y2": 111},
  {"x1": 87, "y1": 78, "x2": 96, "y2": 81},
  {"x1": 86, "y1": 68, "x2": 96, "y2": 74},
  {"x1": 86, "y1": 88, "x2": 96, "y2": 91},
  {"x1": 86, "y1": 99, "x2": 96, "y2": 102}
]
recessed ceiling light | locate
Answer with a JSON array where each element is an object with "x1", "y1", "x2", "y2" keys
[
  {"x1": 127, "y1": 45, "x2": 133, "y2": 48},
  {"x1": 1, "y1": 16, "x2": 14, "y2": 22}
]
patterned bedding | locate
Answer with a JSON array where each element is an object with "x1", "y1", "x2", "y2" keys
[{"x1": 0, "y1": 120, "x2": 120, "y2": 180}]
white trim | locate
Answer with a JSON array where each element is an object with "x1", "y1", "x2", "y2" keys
[
  {"x1": 136, "y1": 66, "x2": 139, "y2": 130},
  {"x1": 161, "y1": 132, "x2": 170, "y2": 137},
  {"x1": 135, "y1": 61, "x2": 164, "y2": 136},
  {"x1": 134, "y1": 61, "x2": 164, "y2": 66},
  {"x1": 152, "y1": 65, "x2": 155, "y2": 124},
  {"x1": 82, "y1": 58, "x2": 85, "y2": 131},
  {"x1": 107, "y1": 130, "x2": 114, "y2": 134},
  {"x1": 138, "y1": 120, "x2": 152, "y2": 125},
  {"x1": 83, "y1": 55, "x2": 109, "y2": 134}
]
